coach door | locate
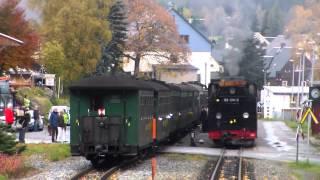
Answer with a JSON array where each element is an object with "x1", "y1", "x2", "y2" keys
[{"x1": 103, "y1": 94, "x2": 125, "y2": 147}]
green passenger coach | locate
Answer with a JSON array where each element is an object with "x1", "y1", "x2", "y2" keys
[{"x1": 69, "y1": 75, "x2": 205, "y2": 167}]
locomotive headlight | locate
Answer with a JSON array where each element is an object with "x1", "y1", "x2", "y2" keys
[
  {"x1": 243, "y1": 112, "x2": 249, "y2": 119},
  {"x1": 216, "y1": 98, "x2": 220, "y2": 102},
  {"x1": 216, "y1": 112, "x2": 222, "y2": 119},
  {"x1": 98, "y1": 108, "x2": 105, "y2": 116},
  {"x1": 158, "y1": 117, "x2": 163, "y2": 121}
]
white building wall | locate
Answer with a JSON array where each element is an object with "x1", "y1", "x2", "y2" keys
[
  {"x1": 122, "y1": 52, "x2": 220, "y2": 86},
  {"x1": 261, "y1": 86, "x2": 309, "y2": 119},
  {"x1": 122, "y1": 53, "x2": 168, "y2": 75},
  {"x1": 156, "y1": 70, "x2": 197, "y2": 84},
  {"x1": 190, "y1": 52, "x2": 220, "y2": 86}
]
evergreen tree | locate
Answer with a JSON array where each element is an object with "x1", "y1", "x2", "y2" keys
[
  {"x1": 261, "y1": 2, "x2": 284, "y2": 36},
  {"x1": 0, "y1": 124, "x2": 18, "y2": 155},
  {"x1": 96, "y1": 0, "x2": 128, "y2": 75},
  {"x1": 239, "y1": 36, "x2": 265, "y2": 89}
]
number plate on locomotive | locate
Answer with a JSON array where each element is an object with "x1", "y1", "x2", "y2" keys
[{"x1": 223, "y1": 98, "x2": 239, "y2": 103}]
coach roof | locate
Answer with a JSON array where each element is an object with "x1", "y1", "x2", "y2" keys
[
  {"x1": 69, "y1": 75, "x2": 154, "y2": 90},
  {"x1": 145, "y1": 80, "x2": 170, "y2": 91}
]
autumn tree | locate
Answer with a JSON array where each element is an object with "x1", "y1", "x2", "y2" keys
[
  {"x1": 124, "y1": 0, "x2": 188, "y2": 77},
  {"x1": 29, "y1": 0, "x2": 112, "y2": 82},
  {"x1": 261, "y1": 2, "x2": 284, "y2": 37},
  {"x1": 0, "y1": 0, "x2": 39, "y2": 73},
  {"x1": 286, "y1": 1, "x2": 320, "y2": 81}
]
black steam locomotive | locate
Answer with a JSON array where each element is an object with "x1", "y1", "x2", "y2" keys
[{"x1": 203, "y1": 77, "x2": 257, "y2": 146}]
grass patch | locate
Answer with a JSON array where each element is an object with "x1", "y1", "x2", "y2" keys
[
  {"x1": 285, "y1": 120, "x2": 308, "y2": 133},
  {"x1": 164, "y1": 153, "x2": 208, "y2": 161},
  {"x1": 288, "y1": 161, "x2": 320, "y2": 179},
  {"x1": 22, "y1": 144, "x2": 70, "y2": 162},
  {"x1": 0, "y1": 175, "x2": 7, "y2": 180}
]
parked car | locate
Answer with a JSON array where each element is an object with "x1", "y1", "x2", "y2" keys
[
  {"x1": 48, "y1": 106, "x2": 70, "y2": 125},
  {"x1": 26, "y1": 110, "x2": 44, "y2": 131}
]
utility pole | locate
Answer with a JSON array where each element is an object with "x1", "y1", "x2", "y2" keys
[
  {"x1": 296, "y1": 52, "x2": 303, "y2": 108},
  {"x1": 205, "y1": 62, "x2": 207, "y2": 87}
]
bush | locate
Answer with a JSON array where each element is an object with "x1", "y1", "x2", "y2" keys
[
  {"x1": 0, "y1": 124, "x2": 25, "y2": 155},
  {"x1": 33, "y1": 97, "x2": 52, "y2": 117},
  {"x1": 0, "y1": 124, "x2": 18, "y2": 155},
  {"x1": 16, "y1": 87, "x2": 53, "y2": 117},
  {"x1": 0, "y1": 154, "x2": 23, "y2": 177},
  {"x1": 51, "y1": 97, "x2": 69, "y2": 106}
]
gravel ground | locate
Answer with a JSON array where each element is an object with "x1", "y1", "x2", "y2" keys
[
  {"x1": 248, "y1": 159, "x2": 297, "y2": 180},
  {"x1": 117, "y1": 154, "x2": 217, "y2": 180},
  {"x1": 21, "y1": 155, "x2": 91, "y2": 180},
  {"x1": 15, "y1": 121, "x2": 319, "y2": 179},
  {"x1": 19, "y1": 154, "x2": 303, "y2": 180}
]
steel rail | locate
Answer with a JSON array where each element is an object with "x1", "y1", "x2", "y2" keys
[
  {"x1": 100, "y1": 156, "x2": 139, "y2": 180},
  {"x1": 70, "y1": 167, "x2": 94, "y2": 180},
  {"x1": 210, "y1": 148, "x2": 225, "y2": 180},
  {"x1": 238, "y1": 148, "x2": 243, "y2": 180},
  {"x1": 210, "y1": 148, "x2": 243, "y2": 180}
]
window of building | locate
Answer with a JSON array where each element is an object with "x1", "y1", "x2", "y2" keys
[{"x1": 180, "y1": 35, "x2": 189, "y2": 43}]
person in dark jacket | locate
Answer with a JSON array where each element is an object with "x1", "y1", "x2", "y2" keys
[
  {"x1": 18, "y1": 109, "x2": 31, "y2": 143},
  {"x1": 49, "y1": 109, "x2": 59, "y2": 142},
  {"x1": 33, "y1": 106, "x2": 40, "y2": 131},
  {"x1": 200, "y1": 106, "x2": 208, "y2": 131}
]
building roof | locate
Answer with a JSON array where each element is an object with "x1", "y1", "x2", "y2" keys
[
  {"x1": 0, "y1": 33, "x2": 24, "y2": 45},
  {"x1": 154, "y1": 64, "x2": 198, "y2": 71},
  {"x1": 264, "y1": 35, "x2": 292, "y2": 78},
  {"x1": 264, "y1": 86, "x2": 309, "y2": 94},
  {"x1": 169, "y1": 8, "x2": 213, "y2": 47}
]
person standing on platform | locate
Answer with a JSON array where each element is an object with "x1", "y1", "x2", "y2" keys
[
  {"x1": 4, "y1": 103, "x2": 14, "y2": 127},
  {"x1": 49, "y1": 109, "x2": 59, "y2": 142},
  {"x1": 33, "y1": 106, "x2": 40, "y2": 131},
  {"x1": 23, "y1": 95, "x2": 30, "y2": 109},
  {"x1": 18, "y1": 108, "x2": 30, "y2": 143}
]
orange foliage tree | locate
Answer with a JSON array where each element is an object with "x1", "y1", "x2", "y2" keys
[
  {"x1": 0, "y1": 0, "x2": 39, "y2": 72},
  {"x1": 124, "y1": 0, "x2": 188, "y2": 76},
  {"x1": 285, "y1": 1, "x2": 320, "y2": 80}
]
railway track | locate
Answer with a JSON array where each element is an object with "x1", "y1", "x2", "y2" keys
[
  {"x1": 210, "y1": 148, "x2": 255, "y2": 180},
  {"x1": 71, "y1": 156, "x2": 142, "y2": 180}
]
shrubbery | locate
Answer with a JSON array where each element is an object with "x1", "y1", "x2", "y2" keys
[
  {"x1": 16, "y1": 87, "x2": 52, "y2": 120},
  {"x1": 0, "y1": 124, "x2": 18, "y2": 155},
  {"x1": 0, "y1": 154, "x2": 23, "y2": 177}
]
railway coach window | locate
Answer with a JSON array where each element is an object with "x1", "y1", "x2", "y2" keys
[{"x1": 90, "y1": 96, "x2": 104, "y2": 111}]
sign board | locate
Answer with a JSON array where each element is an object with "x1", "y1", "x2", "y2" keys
[
  {"x1": 44, "y1": 74, "x2": 55, "y2": 86},
  {"x1": 300, "y1": 108, "x2": 319, "y2": 124}
]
